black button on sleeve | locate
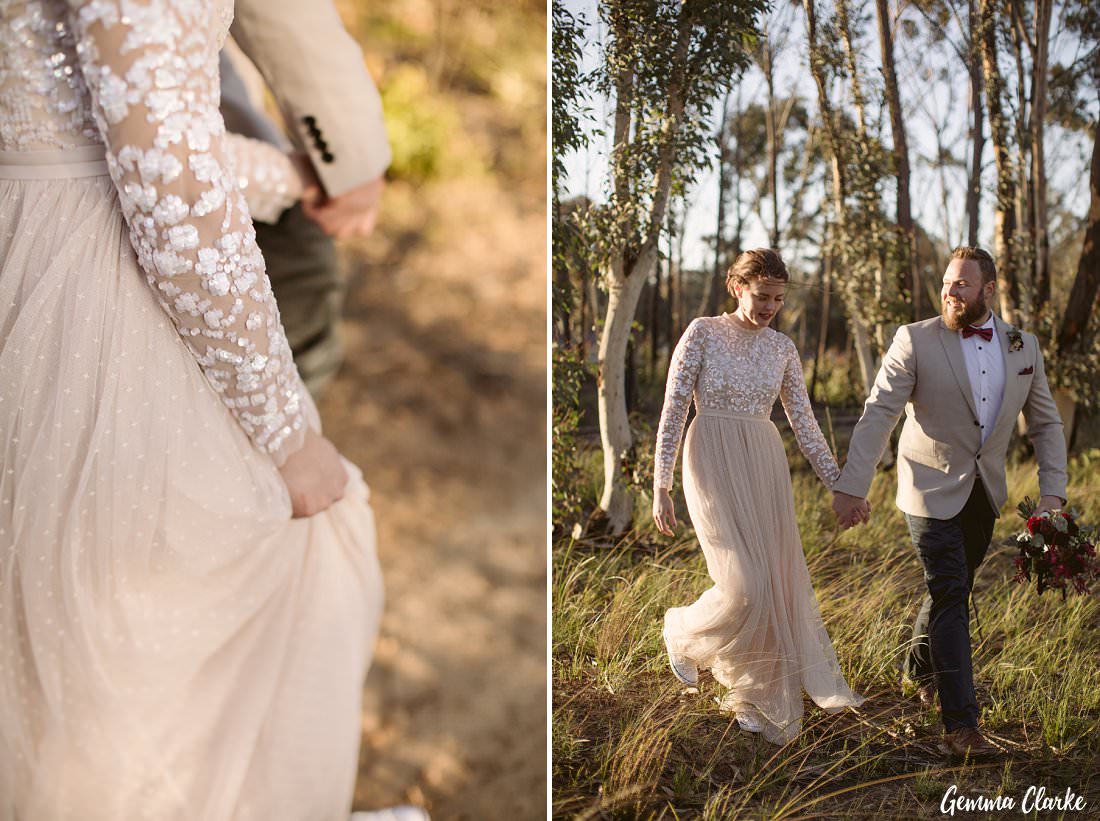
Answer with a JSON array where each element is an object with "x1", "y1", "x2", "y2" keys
[{"x1": 321, "y1": 151, "x2": 335, "y2": 163}]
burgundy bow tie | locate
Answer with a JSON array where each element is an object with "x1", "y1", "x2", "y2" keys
[{"x1": 962, "y1": 326, "x2": 993, "y2": 342}]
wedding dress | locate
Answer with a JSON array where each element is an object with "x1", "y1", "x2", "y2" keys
[
  {"x1": 0, "y1": 1, "x2": 382, "y2": 818},
  {"x1": 655, "y1": 314, "x2": 863, "y2": 745}
]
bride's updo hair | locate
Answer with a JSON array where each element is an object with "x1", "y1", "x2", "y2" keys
[{"x1": 726, "y1": 248, "x2": 789, "y2": 297}]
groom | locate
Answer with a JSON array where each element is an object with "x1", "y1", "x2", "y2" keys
[
  {"x1": 831, "y1": 246, "x2": 1068, "y2": 758},
  {"x1": 222, "y1": 0, "x2": 392, "y2": 397}
]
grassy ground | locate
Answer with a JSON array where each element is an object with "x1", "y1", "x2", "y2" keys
[{"x1": 553, "y1": 431, "x2": 1100, "y2": 819}]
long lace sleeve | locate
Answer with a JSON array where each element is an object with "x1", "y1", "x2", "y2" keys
[
  {"x1": 654, "y1": 318, "x2": 706, "y2": 492},
  {"x1": 779, "y1": 337, "x2": 841, "y2": 487},
  {"x1": 66, "y1": 0, "x2": 307, "y2": 465},
  {"x1": 222, "y1": 132, "x2": 302, "y2": 223}
]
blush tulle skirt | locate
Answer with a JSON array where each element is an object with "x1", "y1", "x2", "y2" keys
[
  {"x1": 0, "y1": 146, "x2": 383, "y2": 820},
  {"x1": 663, "y1": 409, "x2": 863, "y2": 745}
]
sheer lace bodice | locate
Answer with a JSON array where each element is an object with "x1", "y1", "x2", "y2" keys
[
  {"x1": 654, "y1": 314, "x2": 841, "y2": 491},
  {"x1": 0, "y1": 0, "x2": 306, "y2": 463}
]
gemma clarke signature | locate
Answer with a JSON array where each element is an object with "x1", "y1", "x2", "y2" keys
[{"x1": 940, "y1": 784, "x2": 1086, "y2": 815}]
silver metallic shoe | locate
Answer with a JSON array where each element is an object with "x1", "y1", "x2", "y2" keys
[
  {"x1": 664, "y1": 635, "x2": 698, "y2": 686},
  {"x1": 735, "y1": 708, "x2": 767, "y2": 734},
  {"x1": 717, "y1": 696, "x2": 767, "y2": 734}
]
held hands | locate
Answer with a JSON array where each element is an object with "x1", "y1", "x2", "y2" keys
[
  {"x1": 289, "y1": 152, "x2": 386, "y2": 239},
  {"x1": 832, "y1": 490, "x2": 871, "y2": 529},
  {"x1": 653, "y1": 488, "x2": 677, "y2": 536},
  {"x1": 277, "y1": 428, "x2": 348, "y2": 518}
]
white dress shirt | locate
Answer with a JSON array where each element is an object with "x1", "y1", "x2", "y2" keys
[{"x1": 960, "y1": 313, "x2": 1005, "y2": 444}]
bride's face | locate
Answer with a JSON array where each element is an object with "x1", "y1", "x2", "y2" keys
[{"x1": 734, "y1": 279, "x2": 786, "y2": 328}]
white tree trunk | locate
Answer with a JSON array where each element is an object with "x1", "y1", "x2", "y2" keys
[{"x1": 596, "y1": 255, "x2": 655, "y2": 534}]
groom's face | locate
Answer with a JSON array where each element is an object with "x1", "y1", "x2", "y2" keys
[{"x1": 940, "y1": 260, "x2": 994, "y2": 330}]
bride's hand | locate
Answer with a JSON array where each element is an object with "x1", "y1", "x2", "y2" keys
[
  {"x1": 653, "y1": 489, "x2": 677, "y2": 536},
  {"x1": 277, "y1": 429, "x2": 348, "y2": 518}
]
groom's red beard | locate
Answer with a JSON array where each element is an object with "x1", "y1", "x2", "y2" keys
[{"x1": 941, "y1": 293, "x2": 989, "y2": 330}]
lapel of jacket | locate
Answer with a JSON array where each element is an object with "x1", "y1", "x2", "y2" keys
[
  {"x1": 938, "y1": 317, "x2": 980, "y2": 421},
  {"x1": 988, "y1": 314, "x2": 1020, "y2": 435}
]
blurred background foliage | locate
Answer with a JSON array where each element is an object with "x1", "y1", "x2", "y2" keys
[
  {"x1": 274, "y1": 2, "x2": 550, "y2": 819},
  {"x1": 343, "y1": 0, "x2": 546, "y2": 189}
]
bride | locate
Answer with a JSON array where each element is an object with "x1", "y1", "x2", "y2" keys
[
  {"x1": 652, "y1": 248, "x2": 864, "y2": 745},
  {"x1": 0, "y1": 1, "x2": 420, "y2": 818}
]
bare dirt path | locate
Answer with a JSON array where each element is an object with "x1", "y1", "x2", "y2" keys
[{"x1": 319, "y1": 177, "x2": 546, "y2": 820}]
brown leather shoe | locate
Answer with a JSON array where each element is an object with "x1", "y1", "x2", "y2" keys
[{"x1": 940, "y1": 727, "x2": 998, "y2": 759}]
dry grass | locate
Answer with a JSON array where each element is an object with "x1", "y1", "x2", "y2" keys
[{"x1": 553, "y1": 447, "x2": 1100, "y2": 819}]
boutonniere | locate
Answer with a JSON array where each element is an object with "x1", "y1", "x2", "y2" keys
[{"x1": 1006, "y1": 328, "x2": 1024, "y2": 353}]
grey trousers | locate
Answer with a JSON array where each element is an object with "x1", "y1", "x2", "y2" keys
[
  {"x1": 254, "y1": 202, "x2": 344, "y2": 399},
  {"x1": 903, "y1": 479, "x2": 996, "y2": 731}
]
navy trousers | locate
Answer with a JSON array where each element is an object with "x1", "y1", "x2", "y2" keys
[{"x1": 903, "y1": 479, "x2": 996, "y2": 731}]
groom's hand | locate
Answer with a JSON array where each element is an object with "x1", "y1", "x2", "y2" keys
[
  {"x1": 1034, "y1": 495, "x2": 1066, "y2": 516},
  {"x1": 832, "y1": 491, "x2": 870, "y2": 529},
  {"x1": 302, "y1": 175, "x2": 385, "y2": 239}
]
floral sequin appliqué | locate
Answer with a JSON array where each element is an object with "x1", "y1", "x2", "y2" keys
[
  {"x1": 654, "y1": 315, "x2": 841, "y2": 491},
  {"x1": 1, "y1": 0, "x2": 307, "y2": 463}
]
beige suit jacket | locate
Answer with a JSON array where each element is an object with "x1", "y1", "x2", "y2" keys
[
  {"x1": 227, "y1": 0, "x2": 392, "y2": 197},
  {"x1": 832, "y1": 315, "x2": 1067, "y2": 519}
]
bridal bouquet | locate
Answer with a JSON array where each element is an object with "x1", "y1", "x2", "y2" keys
[{"x1": 1012, "y1": 498, "x2": 1099, "y2": 598}]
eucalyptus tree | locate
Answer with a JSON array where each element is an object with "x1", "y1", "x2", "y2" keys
[
  {"x1": 1053, "y1": 121, "x2": 1100, "y2": 443},
  {"x1": 803, "y1": 0, "x2": 908, "y2": 394},
  {"x1": 552, "y1": 0, "x2": 590, "y2": 529},
  {"x1": 978, "y1": 0, "x2": 1023, "y2": 323},
  {"x1": 876, "y1": 0, "x2": 919, "y2": 319},
  {"x1": 977, "y1": 1, "x2": 1095, "y2": 331},
  {"x1": 696, "y1": 86, "x2": 740, "y2": 321},
  {"x1": 697, "y1": 92, "x2": 818, "y2": 320},
  {"x1": 1055, "y1": 0, "x2": 1100, "y2": 358},
  {"x1": 1050, "y1": 0, "x2": 1100, "y2": 442},
  {"x1": 589, "y1": 0, "x2": 767, "y2": 533},
  {"x1": 552, "y1": 1, "x2": 588, "y2": 340},
  {"x1": 908, "y1": 0, "x2": 987, "y2": 247}
]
